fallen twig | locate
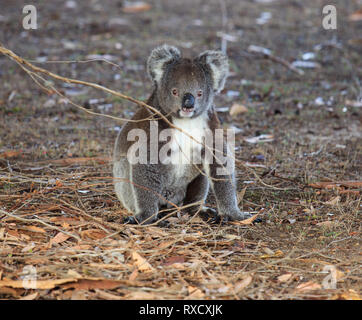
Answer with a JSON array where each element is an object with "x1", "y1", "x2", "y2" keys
[
  {"x1": 247, "y1": 45, "x2": 304, "y2": 76},
  {"x1": 308, "y1": 181, "x2": 362, "y2": 189},
  {"x1": 0, "y1": 208, "x2": 81, "y2": 241}
]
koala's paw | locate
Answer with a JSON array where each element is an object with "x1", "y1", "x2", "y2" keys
[
  {"x1": 122, "y1": 215, "x2": 137, "y2": 224},
  {"x1": 222, "y1": 209, "x2": 253, "y2": 222},
  {"x1": 223, "y1": 210, "x2": 263, "y2": 223},
  {"x1": 195, "y1": 206, "x2": 218, "y2": 222},
  {"x1": 155, "y1": 219, "x2": 171, "y2": 228},
  {"x1": 231, "y1": 210, "x2": 253, "y2": 221},
  {"x1": 122, "y1": 213, "x2": 158, "y2": 225},
  {"x1": 199, "y1": 208, "x2": 256, "y2": 224}
]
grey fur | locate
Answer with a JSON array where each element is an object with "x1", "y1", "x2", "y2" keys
[
  {"x1": 113, "y1": 45, "x2": 250, "y2": 224},
  {"x1": 197, "y1": 50, "x2": 229, "y2": 93},
  {"x1": 147, "y1": 44, "x2": 181, "y2": 85}
]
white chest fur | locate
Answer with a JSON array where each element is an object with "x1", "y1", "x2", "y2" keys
[{"x1": 170, "y1": 115, "x2": 208, "y2": 175}]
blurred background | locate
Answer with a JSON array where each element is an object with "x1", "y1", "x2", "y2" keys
[{"x1": 0, "y1": 0, "x2": 361, "y2": 162}]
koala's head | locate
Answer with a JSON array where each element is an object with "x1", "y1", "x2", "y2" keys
[{"x1": 147, "y1": 44, "x2": 229, "y2": 119}]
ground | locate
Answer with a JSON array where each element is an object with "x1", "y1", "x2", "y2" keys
[{"x1": 0, "y1": 0, "x2": 361, "y2": 300}]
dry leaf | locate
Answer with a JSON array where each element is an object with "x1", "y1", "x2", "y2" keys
[
  {"x1": 316, "y1": 221, "x2": 337, "y2": 228},
  {"x1": 124, "y1": 291, "x2": 157, "y2": 299},
  {"x1": 21, "y1": 242, "x2": 36, "y2": 253},
  {"x1": 162, "y1": 256, "x2": 185, "y2": 266},
  {"x1": 333, "y1": 289, "x2": 361, "y2": 300},
  {"x1": 132, "y1": 251, "x2": 154, "y2": 272},
  {"x1": 262, "y1": 247, "x2": 274, "y2": 255},
  {"x1": 231, "y1": 213, "x2": 260, "y2": 225},
  {"x1": 0, "y1": 150, "x2": 22, "y2": 159},
  {"x1": 62, "y1": 279, "x2": 122, "y2": 290},
  {"x1": 49, "y1": 232, "x2": 70, "y2": 247},
  {"x1": 1, "y1": 276, "x2": 131, "y2": 292},
  {"x1": 260, "y1": 249, "x2": 283, "y2": 259},
  {"x1": 237, "y1": 187, "x2": 247, "y2": 204},
  {"x1": 187, "y1": 286, "x2": 204, "y2": 299},
  {"x1": 234, "y1": 275, "x2": 252, "y2": 293},
  {"x1": 158, "y1": 240, "x2": 175, "y2": 249},
  {"x1": 50, "y1": 216, "x2": 82, "y2": 225},
  {"x1": 170, "y1": 263, "x2": 186, "y2": 270},
  {"x1": 128, "y1": 268, "x2": 139, "y2": 281},
  {"x1": 277, "y1": 273, "x2": 293, "y2": 282},
  {"x1": 296, "y1": 281, "x2": 322, "y2": 292},
  {"x1": 146, "y1": 226, "x2": 169, "y2": 236},
  {"x1": 0, "y1": 278, "x2": 77, "y2": 289},
  {"x1": 71, "y1": 290, "x2": 87, "y2": 300},
  {"x1": 61, "y1": 222, "x2": 70, "y2": 229},
  {"x1": 224, "y1": 234, "x2": 240, "y2": 240},
  {"x1": 6, "y1": 229, "x2": 21, "y2": 239},
  {"x1": 325, "y1": 196, "x2": 340, "y2": 206},
  {"x1": 19, "y1": 292, "x2": 39, "y2": 300},
  {"x1": 230, "y1": 103, "x2": 248, "y2": 117},
  {"x1": 23, "y1": 226, "x2": 46, "y2": 233},
  {"x1": 81, "y1": 229, "x2": 107, "y2": 240},
  {"x1": 95, "y1": 289, "x2": 122, "y2": 300},
  {"x1": 122, "y1": 2, "x2": 151, "y2": 13},
  {"x1": 66, "y1": 270, "x2": 82, "y2": 279},
  {"x1": 0, "y1": 286, "x2": 21, "y2": 297},
  {"x1": 309, "y1": 181, "x2": 362, "y2": 189},
  {"x1": 349, "y1": 9, "x2": 362, "y2": 21}
]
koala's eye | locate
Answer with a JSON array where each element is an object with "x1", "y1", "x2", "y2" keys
[
  {"x1": 171, "y1": 88, "x2": 179, "y2": 96},
  {"x1": 197, "y1": 90, "x2": 203, "y2": 97}
]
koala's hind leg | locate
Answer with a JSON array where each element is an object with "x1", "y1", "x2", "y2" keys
[
  {"x1": 183, "y1": 173, "x2": 215, "y2": 217},
  {"x1": 129, "y1": 163, "x2": 162, "y2": 224},
  {"x1": 113, "y1": 158, "x2": 136, "y2": 213}
]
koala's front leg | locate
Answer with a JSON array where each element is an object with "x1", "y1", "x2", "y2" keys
[
  {"x1": 130, "y1": 163, "x2": 162, "y2": 224},
  {"x1": 206, "y1": 143, "x2": 251, "y2": 221}
]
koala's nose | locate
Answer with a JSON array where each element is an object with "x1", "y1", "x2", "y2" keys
[{"x1": 182, "y1": 93, "x2": 195, "y2": 109}]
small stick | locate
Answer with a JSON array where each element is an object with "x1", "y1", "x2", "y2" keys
[
  {"x1": 0, "y1": 209, "x2": 81, "y2": 241},
  {"x1": 247, "y1": 45, "x2": 304, "y2": 76}
]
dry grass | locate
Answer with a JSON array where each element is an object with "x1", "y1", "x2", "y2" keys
[{"x1": 0, "y1": 151, "x2": 360, "y2": 300}]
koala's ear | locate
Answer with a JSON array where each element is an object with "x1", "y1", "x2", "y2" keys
[
  {"x1": 147, "y1": 44, "x2": 181, "y2": 85},
  {"x1": 196, "y1": 50, "x2": 229, "y2": 93}
]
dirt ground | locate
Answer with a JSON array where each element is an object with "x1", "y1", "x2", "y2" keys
[{"x1": 0, "y1": 0, "x2": 361, "y2": 300}]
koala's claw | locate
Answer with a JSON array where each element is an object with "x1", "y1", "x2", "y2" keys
[
  {"x1": 210, "y1": 215, "x2": 229, "y2": 224},
  {"x1": 122, "y1": 215, "x2": 171, "y2": 227},
  {"x1": 198, "y1": 207, "x2": 218, "y2": 222},
  {"x1": 227, "y1": 211, "x2": 253, "y2": 221},
  {"x1": 155, "y1": 219, "x2": 171, "y2": 228},
  {"x1": 122, "y1": 216, "x2": 137, "y2": 224},
  {"x1": 227, "y1": 211, "x2": 264, "y2": 224}
]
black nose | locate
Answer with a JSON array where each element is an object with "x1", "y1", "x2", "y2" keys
[{"x1": 182, "y1": 93, "x2": 195, "y2": 109}]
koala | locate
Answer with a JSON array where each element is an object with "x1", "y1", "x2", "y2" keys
[{"x1": 113, "y1": 44, "x2": 251, "y2": 224}]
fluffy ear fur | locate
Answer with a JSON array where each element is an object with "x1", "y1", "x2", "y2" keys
[
  {"x1": 196, "y1": 50, "x2": 229, "y2": 93},
  {"x1": 147, "y1": 44, "x2": 181, "y2": 85}
]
